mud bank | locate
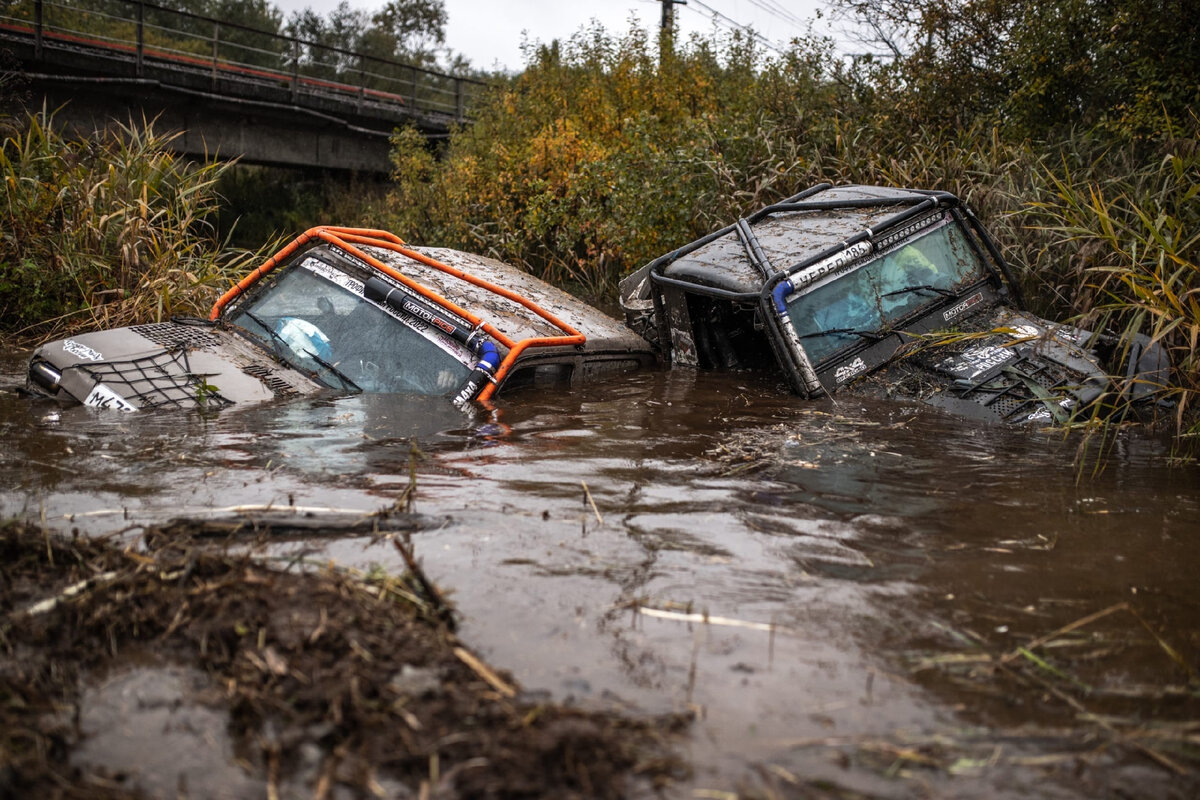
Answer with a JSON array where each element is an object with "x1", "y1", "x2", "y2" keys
[{"x1": 0, "y1": 520, "x2": 687, "y2": 799}]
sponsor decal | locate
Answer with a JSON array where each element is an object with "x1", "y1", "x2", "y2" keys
[
  {"x1": 400, "y1": 297, "x2": 457, "y2": 335},
  {"x1": 937, "y1": 345, "x2": 1016, "y2": 380},
  {"x1": 791, "y1": 240, "x2": 873, "y2": 289},
  {"x1": 1026, "y1": 408, "x2": 1052, "y2": 422},
  {"x1": 942, "y1": 291, "x2": 984, "y2": 322},
  {"x1": 301, "y1": 257, "x2": 365, "y2": 294},
  {"x1": 1007, "y1": 324, "x2": 1041, "y2": 339},
  {"x1": 84, "y1": 383, "x2": 136, "y2": 412},
  {"x1": 63, "y1": 339, "x2": 103, "y2": 362},
  {"x1": 453, "y1": 378, "x2": 480, "y2": 406},
  {"x1": 834, "y1": 356, "x2": 868, "y2": 384}
]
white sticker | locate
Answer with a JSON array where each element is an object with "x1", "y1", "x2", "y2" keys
[
  {"x1": 958, "y1": 345, "x2": 1016, "y2": 379},
  {"x1": 942, "y1": 291, "x2": 984, "y2": 322},
  {"x1": 834, "y1": 357, "x2": 868, "y2": 384},
  {"x1": 84, "y1": 383, "x2": 137, "y2": 412},
  {"x1": 63, "y1": 339, "x2": 103, "y2": 361},
  {"x1": 1008, "y1": 324, "x2": 1041, "y2": 339}
]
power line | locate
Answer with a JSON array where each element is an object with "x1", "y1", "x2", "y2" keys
[
  {"x1": 683, "y1": 0, "x2": 789, "y2": 54},
  {"x1": 745, "y1": 0, "x2": 809, "y2": 31}
]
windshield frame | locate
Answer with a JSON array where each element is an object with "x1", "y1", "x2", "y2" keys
[
  {"x1": 782, "y1": 213, "x2": 990, "y2": 369},
  {"x1": 224, "y1": 250, "x2": 479, "y2": 397}
]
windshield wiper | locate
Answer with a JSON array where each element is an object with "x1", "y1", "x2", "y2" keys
[
  {"x1": 237, "y1": 310, "x2": 290, "y2": 361},
  {"x1": 798, "y1": 327, "x2": 887, "y2": 343},
  {"x1": 305, "y1": 351, "x2": 362, "y2": 394},
  {"x1": 882, "y1": 284, "x2": 957, "y2": 300},
  {"x1": 236, "y1": 310, "x2": 360, "y2": 394}
]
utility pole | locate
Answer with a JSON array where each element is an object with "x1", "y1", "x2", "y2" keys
[{"x1": 660, "y1": 0, "x2": 687, "y2": 33}]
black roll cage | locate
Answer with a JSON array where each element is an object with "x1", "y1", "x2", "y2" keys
[{"x1": 643, "y1": 183, "x2": 1026, "y2": 397}]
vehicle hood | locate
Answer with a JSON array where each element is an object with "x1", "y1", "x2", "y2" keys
[
  {"x1": 896, "y1": 309, "x2": 1111, "y2": 424},
  {"x1": 27, "y1": 322, "x2": 318, "y2": 411}
]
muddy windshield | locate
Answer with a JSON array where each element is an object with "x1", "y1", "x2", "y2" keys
[
  {"x1": 226, "y1": 256, "x2": 474, "y2": 395},
  {"x1": 786, "y1": 218, "x2": 986, "y2": 364}
]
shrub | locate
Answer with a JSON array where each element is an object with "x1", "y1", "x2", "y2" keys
[{"x1": 0, "y1": 107, "x2": 259, "y2": 340}]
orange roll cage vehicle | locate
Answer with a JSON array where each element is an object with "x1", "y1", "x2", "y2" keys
[{"x1": 24, "y1": 228, "x2": 654, "y2": 412}]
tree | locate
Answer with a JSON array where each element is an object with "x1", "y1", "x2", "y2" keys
[{"x1": 828, "y1": 0, "x2": 1200, "y2": 138}]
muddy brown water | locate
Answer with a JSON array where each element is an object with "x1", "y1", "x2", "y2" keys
[{"x1": 2, "y1": 350, "x2": 1197, "y2": 799}]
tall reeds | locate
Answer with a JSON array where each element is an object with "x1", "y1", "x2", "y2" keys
[
  {"x1": 0, "y1": 106, "x2": 260, "y2": 341},
  {"x1": 1022, "y1": 123, "x2": 1200, "y2": 431}
]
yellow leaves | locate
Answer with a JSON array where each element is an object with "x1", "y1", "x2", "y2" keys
[{"x1": 526, "y1": 118, "x2": 606, "y2": 184}]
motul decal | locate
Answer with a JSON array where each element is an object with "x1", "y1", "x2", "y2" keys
[
  {"x1": 943, "y1": 292, "x2": 984, "y2": 322},
  {"x1": 400, "y1": 298, "x2": 457, "y2": 335}
]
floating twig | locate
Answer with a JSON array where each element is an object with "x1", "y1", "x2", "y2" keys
[
  {"x1": 636, "y1": 606, "x2": 784, "y2": 634},
  {"x1": 581, "y1": 481, "x2": 603, "y2": 525},
  {"x1": 453, "y1": 647, "x2": 515, "y2": 697},
  {"x1": 14, "y1": 571, "x2": 120, "y2": 619}
]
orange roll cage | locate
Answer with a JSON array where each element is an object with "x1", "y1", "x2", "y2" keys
[{"x1": 209, "y1": 227, "x2": 585, "y2": 402}]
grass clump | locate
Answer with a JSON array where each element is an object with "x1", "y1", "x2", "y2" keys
[{"x1": 0, "y1": 106, "x2": 261, "y2": 342}]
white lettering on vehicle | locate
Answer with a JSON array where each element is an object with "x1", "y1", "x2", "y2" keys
[
  {"x1": 400, "y1": 297, "x2": 457, "y2": 335},
  {"x1": 63, "y1": 340, "x2": 102, "y2": 361},
  {"x1": 790, "y1": 240, "x2": 873, "y2": 289},
  {"x1": 959, "y1": 345, "x2": 1016, "y2": 379},
  {"x1": 834, "y1": 357, "x2": 868, "y2": 384},
  {"x1": 84, "y1": 383, "x2": 136, "y2": 412},
  {"x1": 943, "y1": 291, "x2": 984, "y2": 322}
]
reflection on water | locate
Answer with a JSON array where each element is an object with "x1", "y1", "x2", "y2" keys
[{"x1": 3, "y1": 352, "x2": 1198, "y2": 798}]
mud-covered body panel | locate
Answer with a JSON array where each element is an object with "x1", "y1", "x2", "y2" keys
[
  {"x1": 26, "y1": 229, "x2": 654, "y2": 412},
  {"x1": 27, "y1": 323, "x2": 317, "y2": 411}
]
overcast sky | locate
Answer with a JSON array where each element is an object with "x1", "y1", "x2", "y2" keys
[{"x1": 271, "y1": 0, "x2": 838, "y2": 72}]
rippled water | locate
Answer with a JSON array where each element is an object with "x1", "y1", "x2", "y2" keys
[{"x1": 3, "y1": 350, "x2": 1197, "y2": 798}]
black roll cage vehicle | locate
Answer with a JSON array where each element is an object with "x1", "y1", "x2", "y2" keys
[{"x1": 621, "y1": 184, "x2": 1170, "y2": 425}]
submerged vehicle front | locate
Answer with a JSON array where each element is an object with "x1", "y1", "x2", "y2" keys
[
  {"x1": 25, "y1": 227, "x2": 653, "y2": 412},
  {"x1": 621, "y1": 184, "x2": 1169, "y2": 425}
]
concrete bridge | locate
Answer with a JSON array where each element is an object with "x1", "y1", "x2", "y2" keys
[{"x1": 0, "y1": 0, "x2": 489, "y2": 174}]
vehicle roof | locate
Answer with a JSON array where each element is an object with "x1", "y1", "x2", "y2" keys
[
  {"x1": 366, "y1": 245, "x2": 648, "y2": 354},
  {"x1": 661, "y1": 185, "x2": 933, "y2": 295}
]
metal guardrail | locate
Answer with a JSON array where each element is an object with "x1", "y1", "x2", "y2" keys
[{"x1": 1, "y1": 0, "x2": 489, "y2": 123}]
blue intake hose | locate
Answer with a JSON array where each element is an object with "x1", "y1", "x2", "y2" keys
[{"x1": 453, "y1": 340, "x2": 500, "y2": 406}]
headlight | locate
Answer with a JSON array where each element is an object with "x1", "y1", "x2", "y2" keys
[{"x1": 29, "y1": 361, "x2": 63, "y2": 393}]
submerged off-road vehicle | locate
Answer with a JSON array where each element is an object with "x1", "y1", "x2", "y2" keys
[
  {"x1": 25, "y1": 227, "x2": 653, "y2": 412},
  {"x1": 621, "y1": 184, "x2": 1169, "y2": 425}
]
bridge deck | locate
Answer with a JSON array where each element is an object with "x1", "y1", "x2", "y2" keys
[{"x1": 2, "y1": 0, "x2": 489, "y2": 173}]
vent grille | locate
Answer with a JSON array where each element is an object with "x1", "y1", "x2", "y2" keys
[
  {"x1": 131, "y1": 322, "x2": 221, "y2": 350},
  {"x1": 955, "y1": 352, "x2": 1072, "y2": 422},
  {"x1": 242, "y1": 363, "x2": 299, "y2": 398}
]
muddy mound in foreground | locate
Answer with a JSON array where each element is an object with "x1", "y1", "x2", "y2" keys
[{"x1": 0, "y1": 521, "x2": 687, "y2": 799}]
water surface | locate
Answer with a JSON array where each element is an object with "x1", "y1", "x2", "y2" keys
[{"x1": 3, "y1": 352, "x2": 1197, "y2": 798}]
